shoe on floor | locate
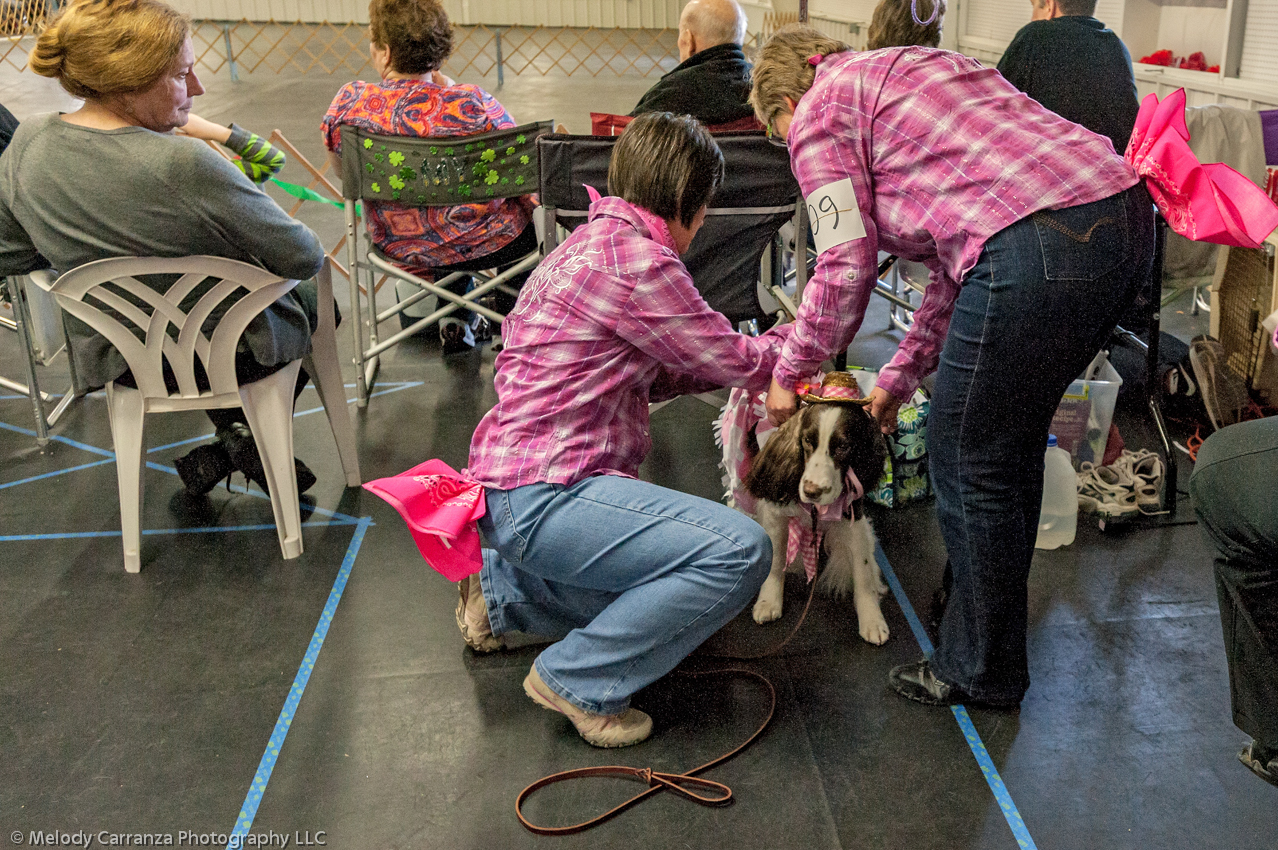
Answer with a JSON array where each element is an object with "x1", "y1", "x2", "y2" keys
[
  {"x1": 888, "y1": 659, "x2": 1020, "y2": 709},
  {"x1": 174, "y1": 442, "x2": 234, "y2": 495},
  {"x1": 1077, "y1": 462, "x2": 1139, "y2": 521},
  {"x1": 523, "y1": 664, "x2": 653, "y2": 748},
  {"x1": 216, "y1": 423, "x2": 317, "y2": 494},
  {"x1": 1239, "y1": 740, "x2": 1278, "y2": 788},
  {"x1": 440, "y1": 320, "x2": 476, "y2": 356},
  {"x1": 1188, "y1": 335, "x2": 1248, "y2": 430},
  {"x1": 1112, "y1": 449, "x2": 1164, "y2": 514},
  {"x1": 455, "y1": 573, "x2": 504, "y2": 653}
]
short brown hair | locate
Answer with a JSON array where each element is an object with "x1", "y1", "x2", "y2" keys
[
  {"x1": 607, "y1": 112, "x2": 723, "y2": 229},
  {"x1": 1056, "y1": 0, "x2": 1098, "y2": 15},
  {"x1": 368, "y1": 0, "x2": 453, "y2": 75},
  {"x1": 30, "y1": 0, "x2": 189, "y2": 99},
  {"x1": 866, "y1": 0, "x2": 946, "y2": 50},
  {"x1": 749, "y1": 25, "x2": 852, "y2": 134}
]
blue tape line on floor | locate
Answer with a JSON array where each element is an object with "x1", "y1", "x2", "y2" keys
[
  {"x1": 0, "y1": 420, "x2": 114, "y2": 457},
  {"x1": 0, "y1": 519, "x2": 361, "y2": 542},
  {"x1": 0, "y1": 457, "x2": 115, "y2": 490},
  {"x1": 875, "y1": 544, "x2": 1038, "y2": 850},
  {"x1": 227, "y1": 516, "x2": 372, "y2": 844}
]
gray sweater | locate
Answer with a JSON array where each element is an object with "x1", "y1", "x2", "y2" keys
[{"x1": 0, "y1": 113, "x2": 325, "y2": 389}]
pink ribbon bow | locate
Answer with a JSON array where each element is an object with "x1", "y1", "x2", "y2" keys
[
  {"x1": 362, "y1": 459, "x2": 487, "y2": 580},
  {"x1": 1125, "y1": 89, "x2": 1278, "y2": 249}
]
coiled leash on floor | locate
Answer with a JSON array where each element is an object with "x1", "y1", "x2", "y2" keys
[{"x1": 515, "y1": 507, "x2": 826, "y2": 835}]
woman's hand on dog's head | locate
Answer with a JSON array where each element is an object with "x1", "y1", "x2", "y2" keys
[
  {"x1": 766, "y1": 378, "x2": 799, "y2": 426},
  {"x1": 869, "y1": 386, "x2": 901, "y2": 435}
]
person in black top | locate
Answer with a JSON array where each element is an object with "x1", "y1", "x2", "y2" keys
[
  {"x1": 997, "y1": 0, "x2": 1139, "y2": 155},
  {"x1": 629, "y1": 0, "x2": 754, "y2": 127},
  {"x1": 0, "y1": 103, "x2": 18, "y2": 154}
]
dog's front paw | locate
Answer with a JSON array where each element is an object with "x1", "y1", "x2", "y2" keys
[
  {"x1": 753, "y1": 595, "x2": 783, "y2": 624},
  {"x1": 858, "y1": 616, "x2": 890, "y2": 645}
]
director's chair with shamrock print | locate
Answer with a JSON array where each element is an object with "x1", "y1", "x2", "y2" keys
[{"x1": 339, "y1": 121, "x2": 553, "y2": 405}]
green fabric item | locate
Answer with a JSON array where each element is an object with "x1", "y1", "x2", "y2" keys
[{"x1": 270, "y1": 177, "x2": 359, "y2": 214}]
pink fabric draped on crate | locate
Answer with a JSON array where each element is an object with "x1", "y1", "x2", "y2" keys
[{"x1": 1125, "y1": 88, "x2": 1278, "y2": 249}]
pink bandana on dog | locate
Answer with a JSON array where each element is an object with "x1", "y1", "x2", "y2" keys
[{"x1": 362, "y1": 460, "x2": 487, "y2": 580}]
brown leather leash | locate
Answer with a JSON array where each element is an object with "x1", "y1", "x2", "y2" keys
[{"x1": 515, "y1": 537, "x2": 824, "y2": 835}]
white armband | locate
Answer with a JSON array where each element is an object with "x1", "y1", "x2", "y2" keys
[{"x1": 805, "y1": 178, "x2": 867, "y2": 255}]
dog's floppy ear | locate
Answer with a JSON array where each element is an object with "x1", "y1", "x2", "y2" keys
[
  {"x1": 844, "y1": 407, "x2": 888, "y2": 494},
  {"x1": 745, "y1": 409, "x2": 807, "y2": 506}
]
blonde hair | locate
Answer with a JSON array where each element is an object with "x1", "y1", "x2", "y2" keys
[
  {"x1": 866, "y1": 0, "x2": 945, "y2": 50},
  {"x1": 749, "y1": 25, "x2": 852, "y2": 133},
  {"x1": 30, "y1": 0, "x2": 190, "y2": 100}
]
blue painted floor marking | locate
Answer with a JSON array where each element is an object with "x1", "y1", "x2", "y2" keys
[
  {"x1": 227, "y1": 516, "x2": 372, "y2": 845},
  {"x1": 0, "y1": 519, "x2": 361, "y2": 542},
  {"x1": 0, "y1": 420, "x2": 114, "y2": 457},
  {"x1": 875, "y1": 545, "x2": 1038, "y2": 850},
  {"x1": 0, "y1": 457, "x2": 115, "y2": 490}
]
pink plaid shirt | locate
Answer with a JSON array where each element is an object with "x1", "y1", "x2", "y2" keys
[
  {"x1": 778, "y1": 47, "x2": 1140, "y2": 401},
  {"x1": 468, "y1": 196, "x2": 790, "y2": 489}
]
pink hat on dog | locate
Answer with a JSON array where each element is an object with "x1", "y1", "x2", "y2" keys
[{"x1": 797, "y1": 371, "x2": 872, "y2": 406}]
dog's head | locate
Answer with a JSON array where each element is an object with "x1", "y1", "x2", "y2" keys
[{"x1": 745, "y1": 403, "x2": 888, "y2": 508}]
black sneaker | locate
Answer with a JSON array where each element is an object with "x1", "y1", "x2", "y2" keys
[
  {"x1": 174, "y1": 443, "x2": 234, "y2": 495},
  {"x1": 888, "y1": 659, "x2": 1020, "y2": 709},
  {"x1": 217, "y1": 423, "x2": 316, "y2": 494},
  {"x1": 440, "y1": 321, "x2": 475, "y2": 356}
]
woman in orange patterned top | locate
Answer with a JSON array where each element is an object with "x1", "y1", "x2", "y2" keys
[{"x1": 322, "y1": 0, "x2": 537, "y2": 354}]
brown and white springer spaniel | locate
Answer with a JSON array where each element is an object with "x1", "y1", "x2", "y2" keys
[{"x1": 736, "y1": 398, "x2": 891, "y2": 645}]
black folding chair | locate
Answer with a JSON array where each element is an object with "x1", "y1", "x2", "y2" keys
[{"x1": 537, "y1": 131, "x2": 804, "y2": 327}]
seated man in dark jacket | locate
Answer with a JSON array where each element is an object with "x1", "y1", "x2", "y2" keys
[
  {"x1": 997, "y1": 0, "x2": 1138, "y2": 155},
  {"x1": 629, "y1": 0, "x2": 754, "y2": 127}
]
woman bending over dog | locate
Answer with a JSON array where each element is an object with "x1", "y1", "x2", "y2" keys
[
  {"x1": 460, "y1": 112, "x2": 791, "y2": 748},
  {"x1": 752, "y1": 27, "x2": 1154, "y2": 709}
]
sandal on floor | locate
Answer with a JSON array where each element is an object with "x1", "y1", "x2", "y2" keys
[{"x1": 1239, "y1": 740, "x2": 1278, "y2": 788}]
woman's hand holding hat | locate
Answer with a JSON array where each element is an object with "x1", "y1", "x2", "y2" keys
[
  {"x1": 869, "y1": 386, "x2": 901, "y2": 434},
  {"x1": 766, "y1": 377, "x2": 798, "y2": 426}
]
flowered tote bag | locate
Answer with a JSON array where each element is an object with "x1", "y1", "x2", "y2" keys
[{"x1": 867, "y1": 387, "x2": 932, "y2": 508}]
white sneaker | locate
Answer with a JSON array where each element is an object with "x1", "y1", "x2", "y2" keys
[
  {"x1": 1076, "y1": 462, "x2": 1139, "y2": 521},
  {"x1": 1111, "y1": 449, "x2": 1164, "y2": 514}
]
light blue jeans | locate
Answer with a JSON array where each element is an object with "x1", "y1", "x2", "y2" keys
[{"x1": 478, "y1": 475, "x2": 772, "y2": 715}]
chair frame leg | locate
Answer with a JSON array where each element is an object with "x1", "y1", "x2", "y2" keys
[
  {"x1": 239, "y1": 362, "x2": 306, "y2": 559},
  {"x1": 105, "y1": 382, "x2": 146, "y2": 574}
]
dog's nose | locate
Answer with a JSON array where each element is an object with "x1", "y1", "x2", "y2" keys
[{"x1": 802, "y1": 481, "x2": 830, "y2": 500}]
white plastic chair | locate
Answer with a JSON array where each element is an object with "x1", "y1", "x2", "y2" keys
[{"x1": 39, "y1": 255, "x2": 361, "y2": 573}]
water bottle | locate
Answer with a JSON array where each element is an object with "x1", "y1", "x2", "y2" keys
[{"x1": 1036, "y1": 434, "x2": 1077, "y2": 550}]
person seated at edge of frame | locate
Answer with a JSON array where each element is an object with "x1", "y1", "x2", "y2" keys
[
  {"x1": 322, "y1": 0, "x2": 537, "y2": 356},
  {"x1": 0, "y1": 103, "x2": 18, "y2": 155},
  {"x1": 864, "y1": 0, "x2": 945, "y2": 51},
  {"x1": 628, "y1": 0, "x2": 756, "y2": 128},
  {"x1": 458, "y1": 112, "x2": 791, "y2": 748},
  {"x1": 0, "y1": 0, "x2": 328, "y2": 498},
  {"x1": 751, "y1": 26, "x2": 1154, "y2": 709},
  {"x1": 997, "y1": 0, "x2": 1139, "y2": 157},
  {"x1": 1190, "y1": 415, "x2": 1278, "y2": 790}
]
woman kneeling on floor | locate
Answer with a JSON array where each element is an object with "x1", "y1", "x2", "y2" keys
[{"x1": 459, "y1": 112, "x2": 789, "y2": 748}]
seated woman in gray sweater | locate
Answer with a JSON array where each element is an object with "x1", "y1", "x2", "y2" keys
[{"x1": 0, "y1": 0, "x2": 328, "y2": 496}]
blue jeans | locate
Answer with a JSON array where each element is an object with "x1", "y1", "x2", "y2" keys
[
  {"x1": 930, "y1": 185, "x2": 1154, "y2": 703},
  {"x1": 478, "y1": 475, "x2": 772, "y2": 715}
]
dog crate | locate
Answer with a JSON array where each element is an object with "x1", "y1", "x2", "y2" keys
[{"x1": 1210, "y1": 234, "x2": 1278, "y2": 396}]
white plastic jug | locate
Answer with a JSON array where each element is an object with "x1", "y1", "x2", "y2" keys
[{"x1": 1036, "y1": 434, "x2": 1077, "y2": 550}]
